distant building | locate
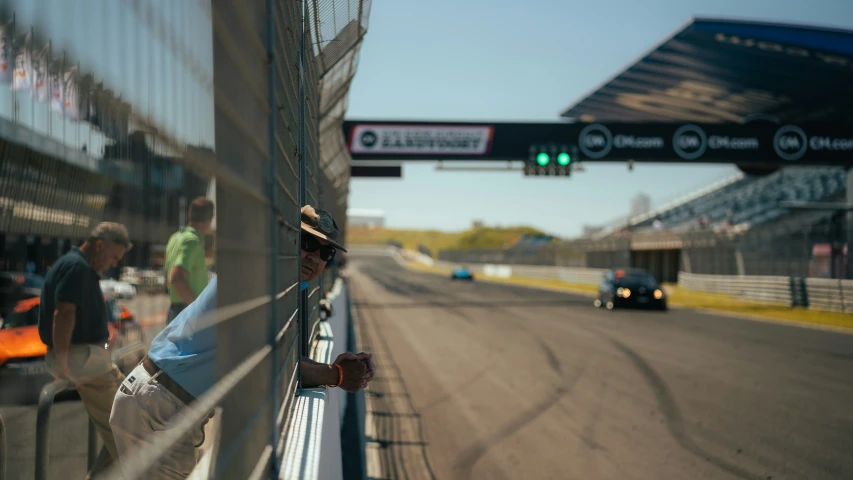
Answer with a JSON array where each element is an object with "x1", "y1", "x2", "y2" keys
[
  {"x1": 472, "y1": 220, "x2": 485, "y2": 229},
  {"x1": 348, "y1": 208, "x2": 386, "y2": 229},
  {"x1": 582, "y1": 225, "x2": 604, "y2": 237},
  {"x1": 630, "y1": 193, "x2": 651, "y2": 218}
]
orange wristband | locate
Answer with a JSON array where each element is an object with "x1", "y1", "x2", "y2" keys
[{"x1": 334, "y1": 364, "x2": 343, "y2": 387}]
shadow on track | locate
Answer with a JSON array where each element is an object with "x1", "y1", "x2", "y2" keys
[{"x1": 352, "y1": 280, "x2": 439, "y2": 480}]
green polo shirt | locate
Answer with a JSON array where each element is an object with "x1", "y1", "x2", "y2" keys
[{"x1": 164, "y1": 226, "x2": 209, "y2": 304}]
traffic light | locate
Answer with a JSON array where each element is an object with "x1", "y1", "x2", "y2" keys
[{"x1": 525, "y1": 144, "x2": 575, "y2": 176}]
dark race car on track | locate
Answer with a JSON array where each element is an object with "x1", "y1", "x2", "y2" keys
[
  {"x1": 450, "y1": 267, "x2": 475, "y2": 281},
  {"x1": 594, "y1": 268, "x2": 667, "y2": 311}
]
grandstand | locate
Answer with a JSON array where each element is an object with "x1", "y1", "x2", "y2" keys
[
  {"x1": 598, "y1": 167, "x2": 848, "y2": 237},
  {"x1": 439, "y1": 166, "x2": 850, "y2": 280},
  {"x1": 582, "y1": 166, "x2": 850, "y2": 279},
  {"x1": 589, "y1": 173, "x2": 746, "y2": 239}
]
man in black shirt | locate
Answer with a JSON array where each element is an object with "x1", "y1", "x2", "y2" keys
[{"x1": 39, "y1": 222, "x2": 132, "y2": 472}]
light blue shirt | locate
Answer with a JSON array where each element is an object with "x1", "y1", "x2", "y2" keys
[
  {"x1": 148, "y1": 276, "x2": 219, "y2": 399},
  {"x1": 148, "y1": 277, "x2": 309, "y2": 398}
]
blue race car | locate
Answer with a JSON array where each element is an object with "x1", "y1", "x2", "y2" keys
[{"x1": 450, "y1": 267, "x2": 475, "y2": 281}]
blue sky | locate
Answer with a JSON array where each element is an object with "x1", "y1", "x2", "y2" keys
[{"x1": 346, "y1": 0, "x2": 853, "y2": 238}]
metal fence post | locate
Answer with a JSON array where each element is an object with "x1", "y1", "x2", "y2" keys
[
  {"x1": 35, "y1": 379, "x2": 71, "y2": 480},
  {"x1": 298, "y1": 0, "x2": 309, "y2": 362},
  {"x1": 266, "y1": 0, "x2": 282, "y2": 474}
]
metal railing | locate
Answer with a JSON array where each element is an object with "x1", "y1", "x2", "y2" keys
[
  {"x1": 680, "y1": 272, "x2": 853, "y2": 311},
  {"x1": 417, "y1": 247, "x2": 853, "y2": 312},
  {"x1": 678, "y1": 272, "x2": 795, "y2": 306},
  {"x1": 35, "y1": 378, "x2": 74, "y2": 480},
  {"x1": 804, "y1": 277, "x2": 852, "y2": 312},
  {"x1": 34, "y1": 342, "x2": 147, "y2": 480}
]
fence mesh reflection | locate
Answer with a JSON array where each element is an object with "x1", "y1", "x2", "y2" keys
[{"x1": 0, "y1": 0, "x2": 363, "y2": 478}]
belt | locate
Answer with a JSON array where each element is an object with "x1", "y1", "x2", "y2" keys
[{"x1": 141, "y1": 354, "x2": 197, "y2": 406}]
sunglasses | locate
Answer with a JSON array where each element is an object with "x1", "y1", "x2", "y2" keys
[{"x1": 301, "y1": 235, "x2": 336, "y2": 262}]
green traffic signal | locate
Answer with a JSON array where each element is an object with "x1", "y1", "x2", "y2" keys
[
  {"x1": 557, "y1": 152, "x2": 571, "y2": 166},
  {"x1": 536, "y1": 153, "x2": 550, "y2": 166}
]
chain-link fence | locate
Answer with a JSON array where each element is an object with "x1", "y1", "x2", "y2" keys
[{"x1": 0, "y1": 0, "x2": 365, "y2": 478}]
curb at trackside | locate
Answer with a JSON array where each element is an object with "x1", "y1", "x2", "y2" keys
[
  {"x1": 676, "y1": 306, "x2": 853, "y2": 336},
  {"x1": 395, "y1": 257, "x2": 853, "y2": 337}
]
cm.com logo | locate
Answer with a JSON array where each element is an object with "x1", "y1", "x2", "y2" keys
[
  {"x1": 359, "y1": 130, "x2": 378, "y2": 148},
  {"x1": 773, "y1": 125, "x2": 808, "y2": 161},
  {"x1": 578, "y1": 124, "x2": 613, "y2": 159},
  {"x1": 672, "y1": 124, "x2": 707, "y2": 160}
]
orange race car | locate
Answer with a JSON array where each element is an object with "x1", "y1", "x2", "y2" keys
[{"x1": 0, "y1": 295, "x2": 145, "y2": 405}]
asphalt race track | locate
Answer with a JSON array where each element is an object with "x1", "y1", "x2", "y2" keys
[
  {"x1": 0, "y1": 294, "x2": 169, "y2": 480},
  {"x1": 351, "y1": 254, "x2": 853, "y2": 480}
]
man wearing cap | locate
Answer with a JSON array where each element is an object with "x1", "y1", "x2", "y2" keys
[{"x1": 108, "y1": 206, "x2": 375, "y2": 479}]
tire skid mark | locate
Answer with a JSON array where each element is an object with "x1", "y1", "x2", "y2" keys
[
  {"x1": 451, "y1": 361, "x2": 588, "y2": 479},
  {"x1": 603, "y1": 333, "x2": 767, "y2": 480}
]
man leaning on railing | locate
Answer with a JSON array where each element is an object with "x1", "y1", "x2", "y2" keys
[
  {"x1": 37, "y1": 222, "x2": 133, "y2": 476},
  {"x1": 108, "y1": 205, "x2": 376, "y2": 479}
]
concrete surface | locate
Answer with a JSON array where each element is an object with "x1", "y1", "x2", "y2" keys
[
  {"x1": 0, "y1": 293, "x2": 169, "y2": 480},
  {"x1": 351, "y1": 255, "x2": 853, "y2": 480}
]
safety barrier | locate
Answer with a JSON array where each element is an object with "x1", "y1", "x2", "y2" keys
[
  {"x1": 679, "y1": 272, "x2": 853, "y2": 312},
  {"x1": 804, "y1": 278, "x2": 853, "y2": 312},
  {"x1": 281, "y1": 277, "x2": 357, "y2": 480},
  {"x1": 678, "y1": 273, "x2": 795, "y2": 306},
  {"x1": 514, "y1": 265, "x2": 609, "y2": 285},
  {"x1": 431, "y1": 257, "x2": 608, "y2": 285},
  {"x1": 408, "y1": 246, "x2": 853, "y2": 312}
]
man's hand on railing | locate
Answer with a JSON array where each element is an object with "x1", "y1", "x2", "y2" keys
[
  {"x1": 51, "y1": 364, "x2": 82, "y2": 389},
  {"x1": 333, "y1": 352, "x2": 368, "y2": 393},
  {"x1": 355, "y1": 352, "x2": 376, "y2": 388},
  {"x1": 300, "y1": 351, "x2": 376, "y2": 391}
]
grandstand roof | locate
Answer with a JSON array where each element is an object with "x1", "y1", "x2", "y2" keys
[{"x1": 560, "y1": 18, "x2": 853, "y2": 124}]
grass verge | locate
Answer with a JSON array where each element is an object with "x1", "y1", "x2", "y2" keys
[
  {"x1": 403, "y1": 260, "x2": 853, "y2": 332},
  {"x1": 347, "y1": 226, "x2": 553, "y2": 257}
]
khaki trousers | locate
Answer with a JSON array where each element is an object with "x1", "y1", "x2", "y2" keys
[
  {"x1": 45, "y1": 343, "x2": 125, "y2": 469},
  {"x1": 109, "y1": 364, "x2": 211, "y2": 479}
]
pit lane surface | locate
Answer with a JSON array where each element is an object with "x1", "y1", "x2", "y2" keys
[
  {"x1": 0, "y1": 294, "x2": 169, "y2": 480},
  {"x1": 351, "y1": 255, "x2": 853, "y2": 480}
]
